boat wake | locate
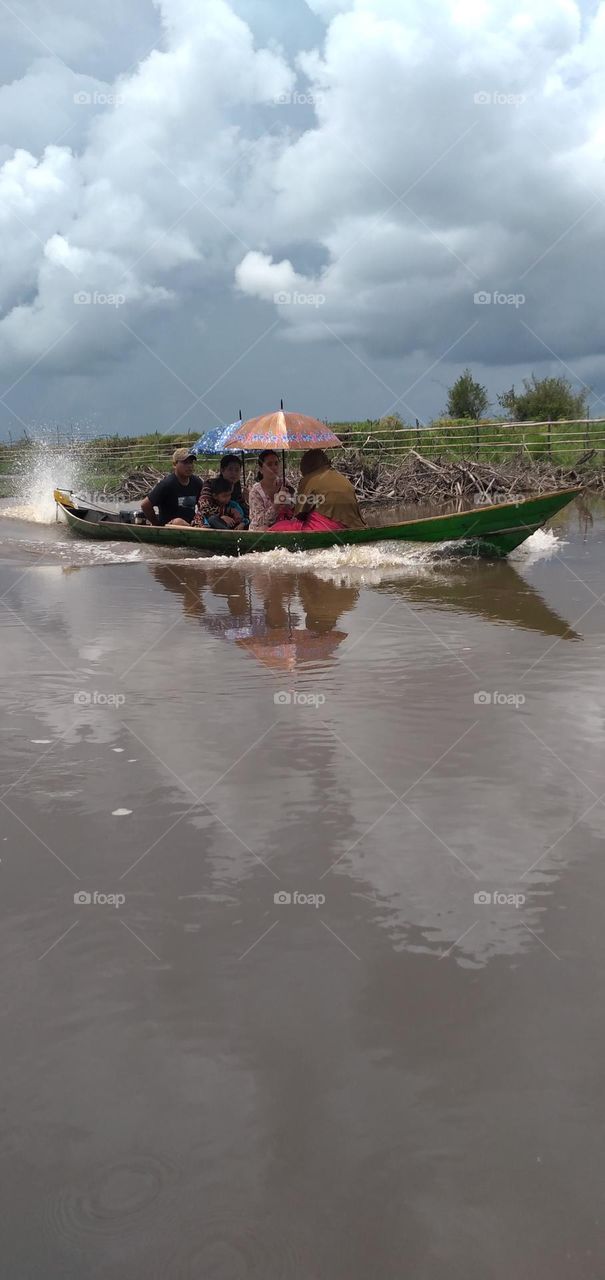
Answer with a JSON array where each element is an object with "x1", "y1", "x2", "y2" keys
[
  {"x1": 0, "y1": 513, "x2": 564, "y2": 574},
  {"x1": 510, "y1": 526, "x2": 563, "y2": 564},
  {"x1": 177, "y1": 526, "x2": 565, "y2": 582}
]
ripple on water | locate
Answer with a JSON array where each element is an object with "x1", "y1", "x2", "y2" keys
[
  {"x1": 165, "y1": 1215, "x2": 313, "y2": 1280},
  {"x1": 45, "y1": 1154, "x2": 177, "y2": 1246}
]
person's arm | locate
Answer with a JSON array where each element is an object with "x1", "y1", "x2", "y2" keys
[
  {"x1": 196, "y1": 477, "x2": 214, "y2": 519},
  {"x1": 226, "y1": 503, "x2": 244, "y2": 527},
  {"x1": 140, "y1": 496, "x2": 159, "y2": 525}
]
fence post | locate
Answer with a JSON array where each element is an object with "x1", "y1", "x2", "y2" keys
[
  {"x1": 585, "y1": 409, "x2": 590, "y2": 451},
  {"x1": 475, "y1": 420, "x2": 479, "y2": 458},
  {"x1": 547, "y1": 420, "x2": 551, "y2": 455},
  {"x1": 415, "y1": 418, "x2": 421, "y2": 450}
]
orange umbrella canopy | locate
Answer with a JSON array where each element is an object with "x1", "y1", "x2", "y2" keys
[{"x1": 224, "y1": 410, "x2": 341, "y2": 451}]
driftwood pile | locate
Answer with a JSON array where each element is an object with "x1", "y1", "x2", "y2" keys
[
  {"x1": 338, "y1": 449, "x2": 600, "y2": 507},
  {"x1": 104, "y1": 467, "x2": 164, "y2": 499},
  {"x1": 108, "y1": 449, "x2": 601, "y2": 508}
]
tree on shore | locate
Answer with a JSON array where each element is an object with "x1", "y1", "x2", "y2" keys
[
  {"x1": 498, "y1": 375, "x2": 588, "y2": 421},
  {"x1": 446, "y1": 369, "x2": 489, "y2": 420}
]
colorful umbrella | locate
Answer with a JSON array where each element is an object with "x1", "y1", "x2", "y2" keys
[
  {"x1": 224, "y1": 410, "x2": 341, "y2": 452},
  {"x1": 191, "y1": 421, "x2": 245, "y2": 455}
]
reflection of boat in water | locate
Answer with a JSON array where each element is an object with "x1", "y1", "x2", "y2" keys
[
  {"x1": 149, "y1": 564, "x2": 358, "y2": 672},
  {"x1": 150, "y1": 554, "x2": 580, "y2": 666},
  {"x1": 361, "y1": 561, "x2": 582, "y2": 641}
]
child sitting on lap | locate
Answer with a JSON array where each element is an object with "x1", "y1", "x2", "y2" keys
[{"x1": 193, "y1": 476, "x2": 245, "y2": 529}]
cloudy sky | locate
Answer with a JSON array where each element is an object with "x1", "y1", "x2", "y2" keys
[{"x1": 0, "y1": 0, "x2": 604, "y2": 440}]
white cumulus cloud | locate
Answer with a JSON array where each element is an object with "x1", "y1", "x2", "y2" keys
[{"x1": 1, "y1": 0, "x2": 605, "y2": 432}]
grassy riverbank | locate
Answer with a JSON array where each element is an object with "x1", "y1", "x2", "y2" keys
[{"x1": 1, "y1": 418, "x2": 604, "y2": 500}]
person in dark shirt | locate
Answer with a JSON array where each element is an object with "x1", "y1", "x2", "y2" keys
[{"x1": 141, "y1": 449, "x2": 203, "y2": 526}]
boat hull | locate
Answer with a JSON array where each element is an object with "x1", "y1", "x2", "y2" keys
[{"x1": 54, "y1": 487, "x2": 580, "y2": 558}]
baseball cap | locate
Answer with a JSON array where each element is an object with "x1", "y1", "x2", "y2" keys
[{"x1": 172, "y1": 447, "x2": 196, "y2": 464}]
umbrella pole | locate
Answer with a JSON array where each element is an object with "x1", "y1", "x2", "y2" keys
[
  {"x1": 237, "y1": 411, "x2": 246, "y2": 486},
  {"x1": 280, "y1": 401, "x2": 285, "y2": 481}
]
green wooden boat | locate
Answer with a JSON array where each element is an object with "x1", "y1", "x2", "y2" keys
[{"x1": 54, "y1": 486, "x2": 580, "y2": 558}]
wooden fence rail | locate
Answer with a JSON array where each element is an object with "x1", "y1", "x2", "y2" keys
[{"x1": 1, "y1": 418, "x2": 605, "y2": 476}]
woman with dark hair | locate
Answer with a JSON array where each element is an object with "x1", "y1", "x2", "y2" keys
[
  {"x1": 197, "y1": 454, "x2": 248, "y2": 525},
  {"x1": 248, "y1": 450, "x2": 285, "y2": 530}
]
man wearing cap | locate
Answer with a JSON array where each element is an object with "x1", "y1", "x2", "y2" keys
[{"x1": 140, "y1": 449, "x2": 203, "y2": 526}]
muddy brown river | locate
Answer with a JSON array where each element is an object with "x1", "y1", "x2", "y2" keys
[{"x1": 1, "y1": 492, "x2": 604, "y2": 1278}]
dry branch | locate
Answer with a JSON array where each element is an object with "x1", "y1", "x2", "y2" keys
[{"x1": 107, "y1": 450, "x2": 598, "y2": 508}]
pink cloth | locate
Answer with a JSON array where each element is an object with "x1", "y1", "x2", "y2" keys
[
  {"x1": 303, "y1": 512, "x2": 345, "y2": 532},
  {"x1": 270, "y1": 512, "x2": 345, "y2": 533},
  {"x1": 271, "y1": 516, "x2": 306, "y2": 531}
]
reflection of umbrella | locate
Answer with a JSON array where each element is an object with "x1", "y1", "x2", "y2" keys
[
  {"x1": 236, "y1": 628, "x2": 346, "y2": 673},
  {"x1": 204, "y1": 613, "x2": 267, "y2": 640},
  {"x1": 224, "y1": 410, "x2": 341, "y2": 452}
]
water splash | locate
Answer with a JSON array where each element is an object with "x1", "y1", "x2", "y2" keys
[
  {"x1": 511, "y1": 527, "x2": 563, "y2": 565},
  {"x1": 1, "y1": 441, "x2": 88, "y2": 523}
]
